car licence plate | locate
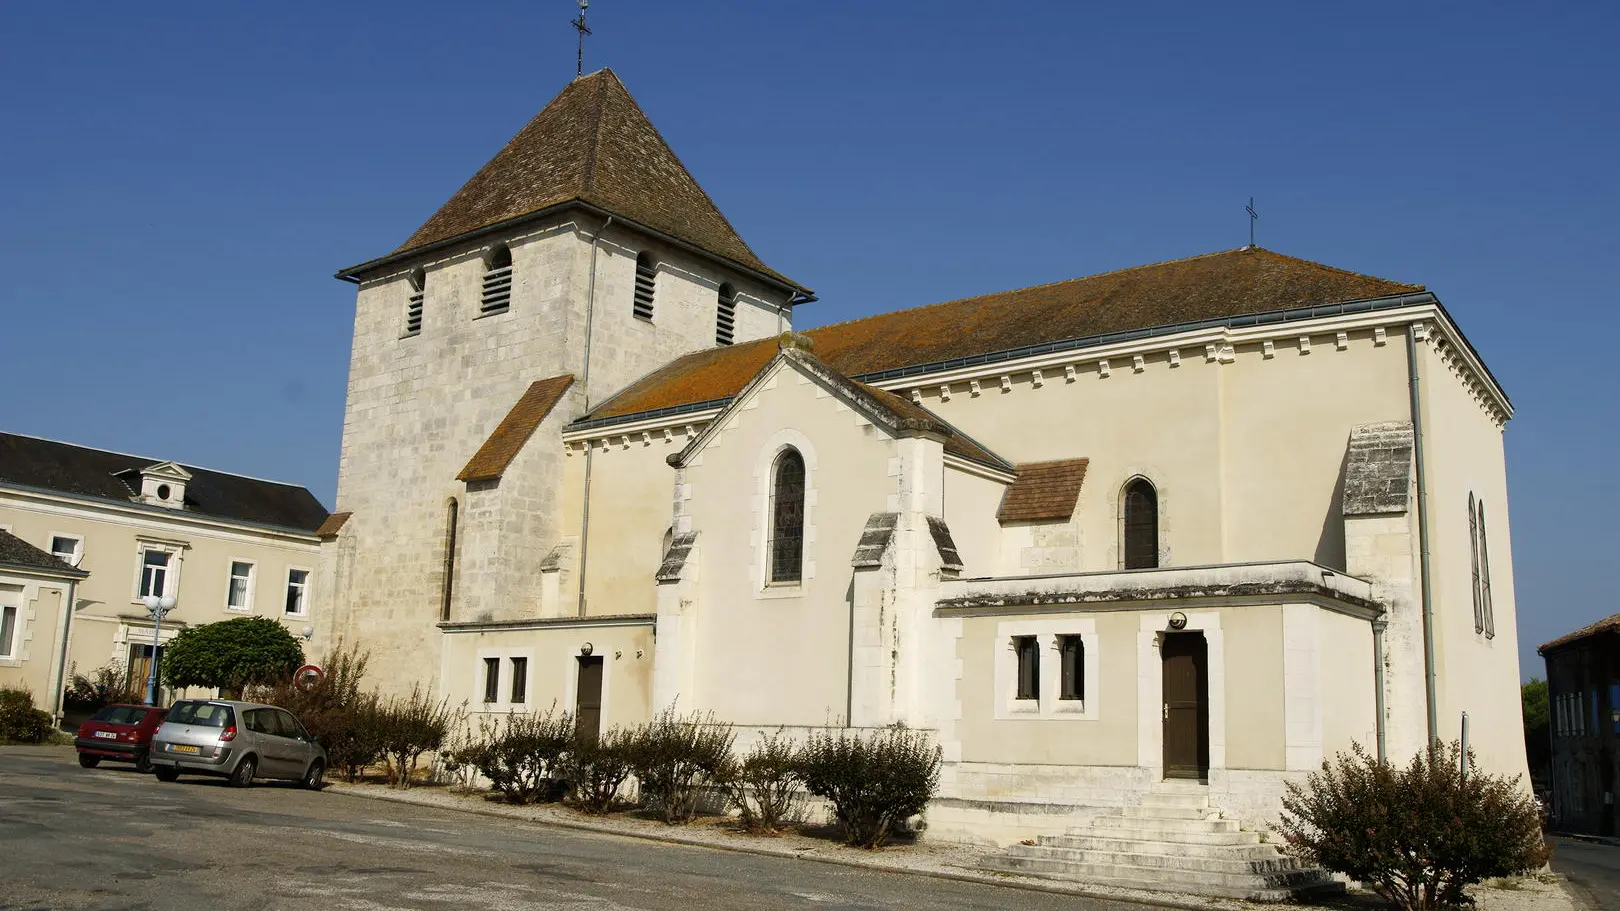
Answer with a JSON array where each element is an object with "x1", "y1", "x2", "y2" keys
[
  {"x1": 169, "y1": 744, "x2": 200, "y2": 754},
  {"x1": 93, "y1": 731, "x2": 117, "y2": 740}
]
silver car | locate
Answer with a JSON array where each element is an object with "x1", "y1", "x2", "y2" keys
[{"x1": 150, "y1": 699, "x2": 327, "y2": 789}]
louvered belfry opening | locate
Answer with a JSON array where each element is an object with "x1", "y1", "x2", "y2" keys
[
  {"x1": 633, "y1": 252, "x2": 657, "y2": 320},
  {"x1": 481, "y1": 245, "x2": 513, "y2": 314},
  {"x1": 716, "y1": 283, "x2": 737, "y2": 346},
  {"x1": 405, "y1": 268, "x2": 425, "y2": 336},
  {"x1": 769, "y1": 448, "x2": 805, "y2": 583},
  {"x1": 1123, "y1": 478, "x2": 1159, "y2": 570}
]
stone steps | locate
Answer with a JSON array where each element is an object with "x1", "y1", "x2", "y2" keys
[
  {"x1": 983, "y1": 855, "x2": 1341, "y2": 903},
  {"x1": 1003, "y1": 842, "x2": 1314, "y2": 873},
  {"x1": 1089, "y1": 813, "x2": 1241, "y2": 833},
  {"x1": 1044, "y1": 830, "x2": 1263, "y2": 850}
]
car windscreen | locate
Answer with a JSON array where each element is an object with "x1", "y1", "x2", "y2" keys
[
  {"x1": 166, "y1": 702, "x2": 234, "y2": 728},
  {"x1": 89, "y1": 706, "x2": 149, "y2": 725}
]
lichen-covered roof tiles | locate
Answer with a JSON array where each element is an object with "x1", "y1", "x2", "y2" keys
[
  {"x1": 998, "y1": 459, "x2": 1090, "y2": 524},
  {"x1": 580, "y1": 247, "x2": 1422, "y2": 424},
  {"x1": 379, "y1": 69, "x2": 804, "y2": 292},
  {"x1": 458, "y1": 375, "x2": 575, "y2": 483}
]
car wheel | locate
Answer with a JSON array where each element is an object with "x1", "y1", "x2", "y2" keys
[
  {"x1": 154, "y1": 766, "x2": 180, "y2": 782},
  {"x1": 230, "y1": 756, "x2": 257, "y2": 788},
  {"x1": 77, "y1": 754, "x2": 100, "y2": 769},
  {"x1": 133, "y1": 750, "x2": 154, "y2": 774},
  {"x1": 302, "y1": 760, "x2": 325, "y2": 791}
]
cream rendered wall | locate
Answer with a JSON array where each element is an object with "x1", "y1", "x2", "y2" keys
[
  {"x1": 1222, "y1": 606, "x2": 1285, "y2": 771},
  {"x1": 1319, "y1": 609, "x2": 1378, "y2": 755},
  {"x1": 682, "y1": 366, "x2": 899, "y2": 726},
  {"x1": 574, "y1": 429, "x2": 688, "y2": 618},
  {"x1": 941, "y1": 467, "x2": 1009, "y2": 577},
  {"x1": 442, "y1": 624, "x2": 653, "y2": 730},
  {"x1": 1418, "y1": 337, "x2": 1528, "y2": 781},
  {"x1": 0, "y1": 577, "x2": 68, "y2": 707}
]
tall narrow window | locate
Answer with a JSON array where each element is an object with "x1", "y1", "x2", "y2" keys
[
  {"x1": 1478, "y1": 499, "x2": 1494, "y2": 639},
  {"x1": 404, "y1": 268, "x2": 425, "y2": 336},
  {"x1": 632, "y1": 252, "x2": 656, "y2": 321},
  {"x1": 1014, "y1": 636, "x2": 1040, "y2": 701},
  {"x1": 227, "y1": 561, "x2": 254, "y2": 611},
  {"x1": 1469, "y1": 493, "x2": 1483, "y2": 633},
  {"x1": 139, "y1": 550, "x2": 170, "y2": 599},
  {"x1": 441, "y1": 499, "x2": 459, "y2": 622},
  {"x1": 768, "y1": 449, "x2": 805, "y2": 583},
  {"x1": 483, "y1": 657, "x2": 500, "y2": 704},
  {"x1": 1059, "y1": 635, "x2": 1085, "y2": 701},
  {"x1": 716, "y1": 283, "x2": 737, "y2": 346},
  {"x1": 0, "y1": 602, "x2": 17, "y2": 659},
  {"x1": 510, "y1": 657, "x2": 528, "y2": 704},
  {"x1": 284, "y1": 569, "x2": 309, "y2": 616},
  {"x1": 481, "y1": 245, "x2": 512, "y2": 315},
  {"x1": 1122, "y1": 478, "x2": 1159, "y2": 569}
]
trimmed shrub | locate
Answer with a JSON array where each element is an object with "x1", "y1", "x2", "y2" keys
[
  {"x1": 626, "y1": 707, "x2": 736, "y2": 824},
  {"x1": 1276, "y1": 740, "x2": 1550, "y2": 911},
  {"x1": 797, "y1": 725, "x2": 942, "y2": 848},
  {"x1": 724, "y1": 729, "x2": 802, "y2": 833},
  {"x1": 374, "y1": 685, "x2": 459, "y2": 789},
  {"x1": 161, "y1": 616, "x2": 304, "y2": 694},
  {"x1": 250, "y1": 642, "x2": 381, "y2": 781},
  {"x1": 0, "y1": 686, "x2": 53, "y2": 744},
  {"x1": 565, "y1": 728, "x2": 635, "y2": 815},
  {"x1": 452, "y1": 706, "x2": 575, "y2": 804}
]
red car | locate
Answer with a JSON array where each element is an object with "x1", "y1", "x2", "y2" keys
[{"x1": 75, "y1": 704, "x2": 169, "y2": 772}]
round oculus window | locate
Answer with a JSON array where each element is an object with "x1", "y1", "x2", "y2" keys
[{"x1": 156, "y1": 484, "x2": 171, "y2": 500}]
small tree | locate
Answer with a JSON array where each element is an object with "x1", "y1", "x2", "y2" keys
[
  {"x1": 161, "y1": 617, "x2": 304, "y2": 695},
  {"x1": 451, "y1": 706, "x2": 575, "y2": 804},
  {"x1": 1522, "y1": 679, "x2": 1550, "y2": 788},
  {"x1": 625, "y1": 707, "x2": 736, "y2": 824},
  {"x1": 724, "y1": 729, "x2": 802, "y2": 834},
  {"x1": 797, "y1": 725, "x2": 941, "y2": 848},
  {"x1": 374, "y1": 685, "x2": 458, "y2": 789},
  {"x1": 1276, "y1": 741, "x2": 1549, "y2": 911}
]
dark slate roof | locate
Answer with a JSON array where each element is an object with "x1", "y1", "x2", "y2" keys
[
  {"x1": 0, "y1": 530, "x2": 85, "y2": 577},
  {"x1": 1540, "y1": 614, "x2": 1620, "y2": 655},
  {"x1": 997, "y1": 459, "x2": 1090, "y2": 524},
  {"x1": 0, "y1": 433, "x2": 328, "y2": 534},
  {"x1": 457, "y1": 375, "x2": 575, "y2": 482},
  {"x1": 364, "y1": 69, "x2": 804, "y2": 293},
  {"x1": 580, "y1": 247, "x2": 1423, "y2": 423}
]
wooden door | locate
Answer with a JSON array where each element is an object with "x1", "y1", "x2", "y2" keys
[
  {"x1": 575, "y1": 656, "x2": 604, "y2": 744},
  {"x1": 1161, "y1": 632, "x2": 1209, "y2": 779}
]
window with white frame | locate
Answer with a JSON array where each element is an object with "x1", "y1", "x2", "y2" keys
[
  {"x1": 510, "y1": 657, "x2": 528, "y2": 704},
  {"x1": 0, "y1": 586, "x2": 20, "y2": 659},
  {"x1": 284, "y1": 568, "x2": 310, "y2": 616},
  {"x1": 139, "y1": 549, "x2": 172, "y2": 599},
  {"x1": 1013, "y1": 636, "x2": 1039, "y2": 701},
  {"x1": 49, "y1": 535, "x2": 82, "y2": 567},
  {"x1": 483, "y1": 657, "x2": 500, "y2": 704},
  {"x1": 1059, "y1": 635, "x2": 1085, "y2": 701},
  {"x1": 994, "y1": 619, "x2": 1099, "y2": 720},
  {"x1": 227, "y1": 561, "x2": 255, "y2": 611}
]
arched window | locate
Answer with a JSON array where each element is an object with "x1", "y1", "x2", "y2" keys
[
  {"x1": 716, "y1": 283, "x2": 737, "y2": 346},
  {"x1": 769, "y1": 449, "x2": 805, "y2": 583},
  {"x1": 441, "y1": 498, "x2": 459, "y2": 621},
  {"x1": 1122, "y1": 478, "x2": 1158, "y2": 570},
  {"x1": 404, "y1": 267, "x2": 426, "y2": 336},
  {"x1": 481, "y1": 245, "x2": 512, "y2": 315},
  {"x1": 633, "y1": 252, "x2": 657, "y2": 321}
]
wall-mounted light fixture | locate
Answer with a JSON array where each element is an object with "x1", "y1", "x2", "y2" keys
[
  {"x1": 1168, "y1": 611, "x2": 1188, "y2": 630},
  {"x1": 580, "y1": 642, "x2": 594, "y2": 656}
]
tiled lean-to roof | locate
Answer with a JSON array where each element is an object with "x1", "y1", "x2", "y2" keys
[
  {"x1": 997, "y1": 459, "x2": 1090, "y2": 524},
  {"x1": 579, "y1": 247, "x2": 1423, "y2": 424},
  {"x1": 371, "y1": 69, "x2": 803, "y2": 292},
  {"x1": 314, "y1": 512, "x2": 352, "y2": 539},
  {"x1": 458, "y1": 375, "x2": 576, "y2": 482},
  {"x1": 0, "y1": 432, "x2": 328, "y2": 533},
  {"x1": 1540, "y1": 614, "x2": 1620, "y2": 655}
]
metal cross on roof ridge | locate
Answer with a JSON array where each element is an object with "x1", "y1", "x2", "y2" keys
[
  {"x1": 1246, "y1": 197, "x2": 1259, "y2": 248},
  {"x1": 571, "y1": 0, "x2": 593, "y2": 78}
]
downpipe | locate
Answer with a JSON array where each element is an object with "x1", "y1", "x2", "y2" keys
[
  {"x1": 1407, "y1": 323, "x2": 1439, "y2": 747},
  {"x1": 576, "y1": 215, "x2": 612, "y2": 617}
]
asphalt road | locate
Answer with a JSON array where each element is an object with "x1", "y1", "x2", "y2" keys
[
  {"x1": 1554, "y1": 837, "x2": 1620, "y2": 911},
  {"x1": 0, "y1": 745, "x2": 1135, "y2": 911}
]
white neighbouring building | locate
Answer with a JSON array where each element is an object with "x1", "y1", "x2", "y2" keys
[{"x1": 319, "y1": 69, "x2": 1527, "y2": 894}]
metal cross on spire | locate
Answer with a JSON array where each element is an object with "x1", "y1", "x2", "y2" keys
[
  {"x1": 571, "y1": 0, "x2": 592, "y2": 78},
  {"x1": 1245, "y1": 197, "x2": 1259, "y2": 249}
]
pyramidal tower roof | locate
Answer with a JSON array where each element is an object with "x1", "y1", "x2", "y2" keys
[{"x1": 378, "y1": 69, "x2": 803, "y2": 291}]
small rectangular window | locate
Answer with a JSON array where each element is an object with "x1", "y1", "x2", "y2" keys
[
  {"x1": 50, "y1": 535, "x2": 82, "y2": 566},
  {"x1": 285, "y1": 569, "x2": 309, "y2": 616},
  {"x1": 510, "y1": 657, "x2": 528, "y2": 705},
  {"x1": 139, "y1": 550, "x2": 170, "y2": 599},
  {"x1": 1059, "y1": 635, "x2": 1084, "y2": 701},
  {"x1": 227, "y1": 561, "x2": 254, "y2": 611},
  {"x1": 0, "y1": 604, "x2": 16, "y2": 658},
  {"x1": 1014, "y1": 636, "x2": 1039, "y2": 701},
  {"x1": 483, "y1": 657, "x2": 500, "y2": 703}
]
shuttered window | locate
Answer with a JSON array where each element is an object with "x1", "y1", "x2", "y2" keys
[
  {"x1": 1014, "y1": 636, "x2": 1039, "y2": 701},
  {"x1": 633, "y1": 252, "x2": 656, "y2": 321},
  {"x1": 404, "y1": 268, "x2": 425, "y2": 336},
  {"x1": 769, "y1": 449, "x2": 805, "y2": 583},
  {"x1": 442, "y1": 498, "x2": 458, "y2": 622},
  {"x1": 1059, "y1": 635, "x2": 1084, "y2": 701},
  {"x1": 1478, "y1": 499, "x2": 1494, "y2": 639},
  {"x1": 716, "y1": 283, "x2": 736, "y2": 346},
  {"x1": 480, "y1": 246, "x2": 512, "y2": 315},
  {"x1": 1469, "y1": 493, "x2": 1483, "y2": 633},
  {"x1": 1122, "y1": 479, "x2": 1159, "y2": 569}
]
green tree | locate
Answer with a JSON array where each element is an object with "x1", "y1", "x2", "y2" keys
[
  {"x1": 160, "y1": 617, "x2": 304, "y2": 696},
  {"x1": 1522, "y1": 678, "x2": 1550, "y2": 786}
]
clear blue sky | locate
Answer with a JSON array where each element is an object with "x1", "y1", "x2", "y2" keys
[{"x1": 2, "y1": 3, "x2": 1614, "y2": 681}]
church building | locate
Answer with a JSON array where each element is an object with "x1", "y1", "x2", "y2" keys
[{"x1": 320, "y1": 69, "x2": 1527, "y2": 862}]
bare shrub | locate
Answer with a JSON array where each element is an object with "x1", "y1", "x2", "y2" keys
[
  {"x1": 625, "y1": 707, "x2": 736, "y2": 824},
  {"x1": 565, "y1": 728, "x2": 635, "y2": 814},
  {"x1": 250, "y1": 642, "x2": 381, "y2": 781},
  {"x1": 450, "y1": 705, "x2": 575, "y2": 804},
  {"x1": 796, "y1": 725, "x2": 941, "y2": 849},
  {"x1": 374, "y1": 685, "x2": 460, "y2": 789},
  {"x1": 724, "y1": 729, "x2": 802, "y2": 833}
]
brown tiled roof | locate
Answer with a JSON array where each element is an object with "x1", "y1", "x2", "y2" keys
[
  {"x1": 387, "y1": 69, "x2": 803, "y2": 292},
  {"x1": 581, "y1": 247, "x2": 1423, "y2": 422},
  {"x1": 850, "y1": 380, "x2": 1010, "y2": 471},
  {"x1": 458, "y1": 375, "x2": 576, "y2": 482},
  {"x1": 997, "y1": 459, "x2": 1090, "y2": 523},
  {"x1": 1539, "y1": 613, "x2": 1620, "y2": 655},
  {"x1": 314, "y1": 512, "x2": 351, "y2": 539}
]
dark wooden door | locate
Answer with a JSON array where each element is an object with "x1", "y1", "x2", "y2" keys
[
  {"x1": 575, "y1": 656, "x2": 604, "y2": 744},
  {"x1": 1162, "y1": 632, "x2": 1209, "y2": 779}
]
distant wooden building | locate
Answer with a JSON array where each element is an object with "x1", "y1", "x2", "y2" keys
[{"x1": 1540, "y1": 615, "x2": 1620, "y2": 835}]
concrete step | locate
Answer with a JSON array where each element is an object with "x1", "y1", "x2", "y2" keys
[
  {"x1": 982, "y1": 856, "x2": 1344, "y2": 903},
  {"x1": 1045, "y1": 830, "x2": 1264, "y2": 850},
  {"x1": 1138, "y1": 790, "x2": 1211, "y2": 810},
  {"x1": 1089, "y1": 814, "x2": 1241, "y2": 834},
  {"x1": 1006, "y1": 843, "x2": 1312, "y2": 874},
  {"x1": 1117, "y1": 804, "x2": 1219, "y2": 820}
]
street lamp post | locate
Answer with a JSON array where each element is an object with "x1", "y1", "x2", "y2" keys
[{"x1": 140, "y1": 594, "x2": 176, "y2": 706}]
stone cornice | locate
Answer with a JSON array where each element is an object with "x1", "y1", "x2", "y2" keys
[{"x1": 438, "y1": 613, "x2": 656, "y2": 634}]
